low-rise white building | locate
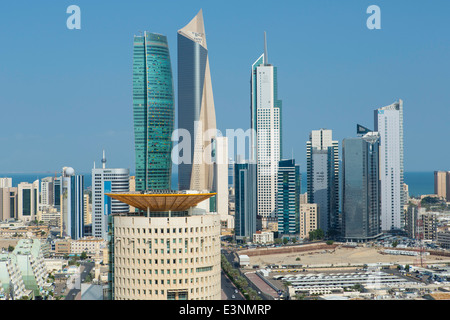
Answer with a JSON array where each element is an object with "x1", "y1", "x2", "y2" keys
[
  {"x1": 70, "y1": 237, "x2": 106, "y2": 258},
  {"x1": 239, "y1": 255, "x2": 250, "y2": 267},
  {"x1": 253, "y1": 231, "x2": 274, "y2": 244}
]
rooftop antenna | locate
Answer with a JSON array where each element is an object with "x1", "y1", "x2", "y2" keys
[
  {"x1": 264, "y1": 31, "x2": 268, "y2": 65},
  {"x1": 102, "y1": 150, "x2": 107, "y2": 169}
]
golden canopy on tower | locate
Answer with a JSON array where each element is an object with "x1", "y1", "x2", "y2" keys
[{"x1": 106, "y1": 192, "x2": 216, "y2": 212}]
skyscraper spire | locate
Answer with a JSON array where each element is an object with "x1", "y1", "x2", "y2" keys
[{"x1": 264, "y1": 31, "x2": 268, "y2": 65}]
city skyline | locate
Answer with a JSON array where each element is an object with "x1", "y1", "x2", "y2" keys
[{"x1": 1, "y1": 1, "x2": 450, "y2": 175}]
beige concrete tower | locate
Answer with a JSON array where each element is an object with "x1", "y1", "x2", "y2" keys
[
  {"x1": 107, "y1": 191, "x2": 221, "y2": 300},
  {"x1": 177, "y1": 9, "x2": 217, "y2": 192}
]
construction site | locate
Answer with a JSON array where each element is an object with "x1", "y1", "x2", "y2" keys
[
  {"x1": 238, "y1": 242, "x2": 450, "y2": 270},
  {"x1": 233, "y1": 242, "x2": 450, "y2": 300}
]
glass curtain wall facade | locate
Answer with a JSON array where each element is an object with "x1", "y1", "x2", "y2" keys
[
  {"x1": 306, "y1": 129, "x2": 340, "y2": 237},
  {"x1": 234, "y1": 162, "x2": 257, "y2": 242},
  {"x1": 133, "y1": 32, "x2": 174, "y2": 191},
  {"x1": 342, "y1": 133, "x2": 381, "y2": 242},
  {"x1": 277, "y1": 159, "x2": 300, "y2": 236},
  {"x1": 61, "y1": 169, "x2": 84, "y2": 240}
]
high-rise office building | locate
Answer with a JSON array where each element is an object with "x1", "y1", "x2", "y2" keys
[
  {"x1": 434, "y1": 171, "x2": 449, "y2": 201},
  {"x1": 92, "y1": 151, "x2": 129, "y2": 240},
  {"x1": 299, "y1": 203, "x2": 318, "y2": 240},
  {"x1": 306, "y1": 129, "x2": 339, "y2": 236},
  {"x1": 133, "y1": 31, "x2": 175, "y2": 191},
  {"x1": 53, "y1": 176, "x2": 61, "y2": 210},
  {"x1": 276, "y1": 159, "x2": 300, "y2": 236},
  {"x1": 60, "y1": 167, "x2": 84, "y2": 240},
  {"x1": 40, "y1": 177, "x2": 54, "y2": 210},
  {"x1": 0, "y1": 187, "x2": 17, "y2": 221},
  {"x1": 234, "y1": 161, "x2": 257, "y2": 242},
  {"x1": 212, "y1": 137, "x2": 229, "y2": 218},
  {"x1": 374, "y1": 99, "x2": 404, "y2": 232},
  {"x1": 177, "y1": 9, "x2": 217, "y2": 192},
  {"x1": 228, "y1": 158, "x2": 235, "y2": 189},
  {"x1": 83, "y1": 193, "x2": 91, "y2": 225},
  {"x1": 0, "y1": 178, "x2": 12, "y2": 188},
  {"x1": 342, "y1": 132, "x2": 382, "y2": 242},
  {"x1": 447, "y1": 173, "x2": 450, "y2": 202},
  {"x1": 250, "y1": 32, "x2": 282, "y2": 227},
  {"x1": 17, "y1": 181, "x2": 39, "y2": 223}
]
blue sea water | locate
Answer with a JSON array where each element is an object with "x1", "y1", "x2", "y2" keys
[{"x1": 0, "y1": 171, "x2": 434, "y2": 197}]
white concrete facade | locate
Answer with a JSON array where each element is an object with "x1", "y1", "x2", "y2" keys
[
  {"x1": 17, "y1": 181, "x2": 39, "y2": 223},
  {"x1": 375, "y1": 100, "x2": 404, "y2": 231},
  {"x1": 213, "y1": 136, "x2": 229, "y2": 219},
  {"x1": 92, "y1": 165, "x2": 129, "y2": 240},
  {"x1": 252, "y1": 60, "x2": 281, "y2": 226}
]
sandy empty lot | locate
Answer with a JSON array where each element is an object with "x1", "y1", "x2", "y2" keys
[{"x1": 248, "y1": 246, "x2": 450, "y2": 267}]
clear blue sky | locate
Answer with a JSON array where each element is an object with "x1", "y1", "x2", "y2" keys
[{"x1": 0, "y1": 0, "x2": 449, "y2": 174}]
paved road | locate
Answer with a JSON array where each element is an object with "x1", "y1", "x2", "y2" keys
[
  {"x1": 221, "y1": 248, "x2": 270, "y2": 300},
  {"x1": 65, "y1": 261, "x2": 94, "y2": 300},
  {"x1": 221, "y1": 270, "x2": 245, "y2": 300}
]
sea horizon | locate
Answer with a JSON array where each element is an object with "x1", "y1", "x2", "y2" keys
[{"x1": 0, "y1": 171, "x2": 435, "y2": 198}]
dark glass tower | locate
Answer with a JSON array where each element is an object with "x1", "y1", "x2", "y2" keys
[
  {"x1": 342, "y1": 132, "x2": 381, "y2": 242},
  {"x1": 277, "y1": 159, "x2": 300, "y2": 236},
  {"x1": 133, "y1": 32, "x2": 175, "y2": 191},
  {"x1": 234, "y1": 162, "x2": 257, "y2": 242}
]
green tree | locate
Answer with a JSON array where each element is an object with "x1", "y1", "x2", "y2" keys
[
  {"x1": 85, "y1": 273, "x2": 93, "y2": 283},
  {"x1": 80, "y1": 252, "x2": 87, "y2": 260},
  {"x1": 309, "y1": 229, "x2": 324, "y2": 241},
  {"x1": 283, "y1": 238, "x2": 289, "y2": 245}
]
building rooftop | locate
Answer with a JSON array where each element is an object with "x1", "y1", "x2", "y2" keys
[{"x1": 106, "y1": 191, "x2": 216, "y2": 212}]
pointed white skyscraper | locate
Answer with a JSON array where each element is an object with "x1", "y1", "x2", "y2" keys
[
  {"x1": 250, "y1": 31, "x2": 283, "y2": 228},
  {"x1": 177, "y1": 9, "x2": 217, "y2": 192}
]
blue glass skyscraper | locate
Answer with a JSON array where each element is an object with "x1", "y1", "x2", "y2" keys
[
  {"x1": 133, "y1": 32, "x2": 175, "y2": 191},
  {"x1": 277, "y1": 159, "x2": 300, "y2": 236}
]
